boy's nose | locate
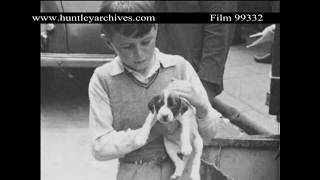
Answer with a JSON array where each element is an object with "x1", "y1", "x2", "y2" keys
[{"x1": 133, "y1": 46, "x2": 144, "y2": 59}]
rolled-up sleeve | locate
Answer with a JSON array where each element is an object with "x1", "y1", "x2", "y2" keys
[
  {"x1": 184, "y1": 61, "x2": 222, "y2": 144},
  {"x1": 88, "y1": 70, "x2": 144, "y2": 161},
  {"x1": 89, "y1": 72, "x2": 114, "y2": 141}
]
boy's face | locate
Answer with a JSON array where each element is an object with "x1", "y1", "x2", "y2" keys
[{"x1": 103, "y1": 25, "x2": 158, "y2": 74}]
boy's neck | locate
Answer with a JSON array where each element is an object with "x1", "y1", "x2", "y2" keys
[
  {"x1": 124, "y1": 53, "x2": 157, "y2": 78},
  {"x1": 141, "y1": 55, "x2": 157, "y2": 77}
]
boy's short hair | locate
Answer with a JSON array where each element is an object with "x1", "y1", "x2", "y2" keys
[{"x1": 99, "y1": 1, "x2": 156, "y2": 39}]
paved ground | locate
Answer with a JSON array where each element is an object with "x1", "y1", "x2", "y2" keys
[
  {"x1": 221, "y1": 44, "x2": 279, "y2": 134},
  {"x1": 41, "y1": 43, "x2": 280, "y2": 180}
]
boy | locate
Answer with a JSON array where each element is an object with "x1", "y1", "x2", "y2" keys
[{"x1": 89, "y1": 1, "x2": 221, "y2": 180}]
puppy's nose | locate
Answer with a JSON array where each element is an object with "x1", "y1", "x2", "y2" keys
[{"x1": 161, "y1": 115, "x2": 169, "y2": 121}]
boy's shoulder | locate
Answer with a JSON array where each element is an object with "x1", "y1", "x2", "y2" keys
[{"x1": 93, "y1": 57, "x2": 122, "y2": 78}]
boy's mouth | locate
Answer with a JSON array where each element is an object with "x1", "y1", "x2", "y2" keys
[{"x1": 135, "y1": 60, "x2": 146, "y2": 64}]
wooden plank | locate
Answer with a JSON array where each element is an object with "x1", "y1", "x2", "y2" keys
[
  {"x1": 207, "y1": 135, "x2": 280, "y2": 149},
  {"x1": 41, "y1": 53, "x2": 115, "y2": 68}
]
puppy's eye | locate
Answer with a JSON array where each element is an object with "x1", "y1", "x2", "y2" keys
[
  {"x1": 159, "y1": 98, "x2": 165, "y2": 106},
  {"x1": 149, "y1": 95, "x2": 164, "y2": 113},
  {"x1": 170, "y1": 96, "x2": 182, "y2": 117},
  {"x1": 154, "y1": 95, "x2": 164, "y2": 112},
  {"x1": 167, "y1": 96, "x2": 173, "y2": 107}
]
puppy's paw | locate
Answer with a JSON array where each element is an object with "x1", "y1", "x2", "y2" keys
[
  {"x1": 181, "y1": 144, "x2": 192, "y2": 156},
  {"x1": 170, "y1": 173, "x2": 181, "y2": 180}
]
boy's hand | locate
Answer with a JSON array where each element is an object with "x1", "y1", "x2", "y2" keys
[
  {"x1": 167, "y1": 79, "x2": 211, "y2": 119},
  {"x1": 246, "y1": 24, "x2": 275, "y2": 48}
]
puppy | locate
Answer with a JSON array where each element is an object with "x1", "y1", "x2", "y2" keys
[{"x1": 138, "y1": 89, "x2": 203, "y2": 180}]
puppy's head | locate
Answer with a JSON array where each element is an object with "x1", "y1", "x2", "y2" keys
[{"x1": 148, "y1": 90, "x2": 188, "y2": 124}]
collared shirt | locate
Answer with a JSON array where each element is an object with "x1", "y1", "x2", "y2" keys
[{"x1": 89, "y1": 48, "x2": 221, "y2": 161}]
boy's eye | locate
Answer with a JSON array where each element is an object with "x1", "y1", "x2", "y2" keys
[
  {"x1": 141, "y1": 40, "x2": 151, "y2": 46},
  {"x1": 121, "y1": 45, "x2": 132, "y2": 49}
]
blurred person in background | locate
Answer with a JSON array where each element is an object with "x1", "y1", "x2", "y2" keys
[
  {"x1": 247, "y1": 1, "x2": 280, "y2": 123},
  {"x1": 156, "y1": 1, "x2": 275, "y2": 136},
  {"x1": 156, "y1": 1, "x2": 238, "y2": 103}
]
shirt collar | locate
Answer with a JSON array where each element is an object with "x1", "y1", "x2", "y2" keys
[
  {"x1": 108, "y1": 48, "x2": 176, "y2": 76},
  {"x1": 124, "y1": 54, "x2": 160, "y2": 83}
]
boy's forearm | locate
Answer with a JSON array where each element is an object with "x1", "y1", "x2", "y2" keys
[
  {"x1": 92, "y1": 128, "x2": 146, "y2": 161},
  {"x1": 196, "y1": 102, "x2": 209, "y2": 120},
  {"x1": 92, "y1": 113, "x2": 156, "y2": 161},
  {"x1": 197, "y1": 107, "x2": 219, "y2": 144}
]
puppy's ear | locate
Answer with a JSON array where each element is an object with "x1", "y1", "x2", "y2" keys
[
  {"x1": 179, "y1": 99, "x2": 189, "y2": 115},
  {"x1": 148, "y1": 95, "x2": 161, "y2": 113}
]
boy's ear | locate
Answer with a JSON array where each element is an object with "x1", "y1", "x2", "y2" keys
[
  {"x1": 154, "y1": 24, "x2": 158, "y2": 31},
  {"x1": 101, "y1": 33, "x2": 114, "y2": 50},
  {"x1": 153, "y1": 24, "x2": 158, "y2": 37}
]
